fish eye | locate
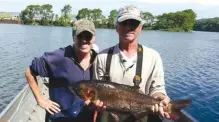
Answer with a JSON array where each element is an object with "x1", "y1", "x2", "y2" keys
[{"x1": 79, "y1": 89, "x2": 85, "y2": 95}]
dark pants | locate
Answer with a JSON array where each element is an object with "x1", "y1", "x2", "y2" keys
[
  {"x1": 45, "y1": 108, "x2": 94, "y2": 122},
  {"x1": 46, "y1": 114, "x2": 94, "y2": 122},
  {"x1": 47, "y1": 117, "x2": 77, "y2": 122},
  {"x1": 96, "y1": 112, "x2": 174, "y2": 122}
]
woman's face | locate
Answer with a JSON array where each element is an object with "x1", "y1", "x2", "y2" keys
[{"x1": 74, "y1": 31, "x2": 95, "y2": 54}]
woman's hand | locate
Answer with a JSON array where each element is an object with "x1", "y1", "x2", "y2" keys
[{"x1": 37, "y1": 99, "x2": 61, "y2": 115}]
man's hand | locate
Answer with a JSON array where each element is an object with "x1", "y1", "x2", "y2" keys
[
  {"x1": 37, "y1": 99, "x2": 61, "y2": 115},
  {"x1": 85, "y1": 100, "x2": 107, "y2": 122},
  {"x1": 151, "y1": 92, "x2": 170, "y2": 119},
  {"x1": 84, "y1": 99, "x2": 106, "y2": 111},
  {"x1": 94, "y1": 100, "x2": 106, "y2": 109}
]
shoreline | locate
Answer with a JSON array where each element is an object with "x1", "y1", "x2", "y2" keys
[
  {"x1": 1, "y1": 23, "x2": 219, "y2": 33},
  {"x1": 0, "y1": 19, "x2": 21, "y2": 24}
]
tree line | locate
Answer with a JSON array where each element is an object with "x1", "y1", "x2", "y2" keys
[
  {"x1": 20, "y1": 4, "x2": 72, "y2": 26},
  {"x1": 19, "y1": 4, "x2": 219, "y2": 32},
  {"x1": 194, "y1": 17, "x2": 219, "y2": 32}
]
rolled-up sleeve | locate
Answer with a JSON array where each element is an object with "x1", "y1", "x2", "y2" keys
[
  {"x1": 93, "y1": 54, "x2": 106, "y2": 80},
  {"x1": 148, "y1": 53, "x2": 167, "y2": 96},
  {"x1": 29, "y1": 53, "x2": 49, "y2": 77}
]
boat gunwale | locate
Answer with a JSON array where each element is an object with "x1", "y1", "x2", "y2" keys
[{"x1": 0, "y1": 84, "x2": 29, "y2": 120}]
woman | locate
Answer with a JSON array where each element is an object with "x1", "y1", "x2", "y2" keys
[{"x1": 25, "y1": 19, "x2": 98, "y2": 122}]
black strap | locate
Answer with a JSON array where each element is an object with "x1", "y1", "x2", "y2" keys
[
  {"x1": 104, "y1": 44, "x2": 143, "y2": 89},
  {"x1": 104, "y1": 46, "x2": 114, "y2": 81},
  {"x1": 133, "y1": 44, "x2": 143, "y2": 89},
  {"x1": 90, "y1": 49, "x2": 97, "y2": 79}
]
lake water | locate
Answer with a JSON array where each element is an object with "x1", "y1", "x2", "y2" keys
[{"x1": 0, "y1": 24, "x2": 219, "y2": 122}]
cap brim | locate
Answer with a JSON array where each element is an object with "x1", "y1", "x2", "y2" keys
[
  {"x1": 76, "y1": 28, "x2": 95, "y2": 36},
  {"x1": 117, "y1": 15, "x2": 142, "y2": 22}
]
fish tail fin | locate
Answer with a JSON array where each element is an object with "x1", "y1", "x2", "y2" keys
[{"x1": 167, "y1": 99, "x2": 192, "y2": 120}]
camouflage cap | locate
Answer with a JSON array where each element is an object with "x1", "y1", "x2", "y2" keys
[
  {"x1": 116, "y1": 5, "x2": 143, "y2": 23},
  {"x1": 73, "y1": 19, "x2": 95, "y2": 36}
]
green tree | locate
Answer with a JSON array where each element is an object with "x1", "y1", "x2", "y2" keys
[
  {"x1": 142, "y1": 12, "x2": 154, "y2": 29},
  {"x1": 76, "y1": 8, "x2": 92, "y2": 20},
  {"x1": 194, "y1": 17, "x2": 219, "y2": 32},
  {"x1": 91, "y1": 9, "x2": 106, "y2": 27},
  {"x1": 20, "y1": 5, "x2": 41, "y2": 24},
  {"x1": 61, "y1": 4, "x2": 72, "y2": 26},
  {"x1": 53, "y1": 14, "x2": 60, "y2": 26},
  {"x1": 108, "y1": 9, "x2": 118, "y2": 28},
  {"x1": 39, "y1": 4, "x2": 54, "y2": 25},
  {"x1": 76, "y1": 8, "x2": 106, "y2": 28},
  {"x1": 153, "y1": 9, "x2": 196, "y2": 32},
  {"x1": 182, "y1": 9, "x2": 196, "y2": 31}
]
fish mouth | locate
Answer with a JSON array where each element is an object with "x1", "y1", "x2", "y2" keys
[{"x1": 68, "y1": 83, "x2": 96, "y2": 101}]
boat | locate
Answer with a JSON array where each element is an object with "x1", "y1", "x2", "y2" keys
[
  {"x1": 0, "y1": 77, "x2": 49, "y2": 122},
  {"x1": 0, "y1": 77, "x2": 198, "y2": 122}
]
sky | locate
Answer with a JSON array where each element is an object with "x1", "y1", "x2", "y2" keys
[{"x1": 0, "y1": 0, "x2": 219, "y2": 19}]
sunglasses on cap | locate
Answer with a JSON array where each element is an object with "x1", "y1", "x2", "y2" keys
[
  {"x1": 77, "y1": 31, "x2": 93, "y2": 41},
  {"x1": 118, "y1": 19, "x2": 141, "y2": 28}
]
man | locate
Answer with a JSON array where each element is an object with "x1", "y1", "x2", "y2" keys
[
  {"x1": 25, "y1": 19, "x2": 98, "y2": 122},
  {"x1": 93, "y1": 5, "x2": 171, "y2": 122}
]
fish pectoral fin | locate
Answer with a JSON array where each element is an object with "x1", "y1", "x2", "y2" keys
[{"x1": 110, "y1": 112, "x2": 120, "y2": 122}]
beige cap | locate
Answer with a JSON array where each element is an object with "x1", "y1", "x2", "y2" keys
[
  {"x1": 117, "y1": 5, "x2": 143, "y2": 23},
  {"x1": 73, "y1": 19, "x2": 95, "y2": 36}
]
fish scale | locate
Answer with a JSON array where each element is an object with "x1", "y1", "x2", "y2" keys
[{"x1": 95, "y1": 86, "x2": 157, "y2": 113}]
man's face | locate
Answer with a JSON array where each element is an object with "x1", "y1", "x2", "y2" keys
[
  {"x1": 74, "y1": 31, "x2": 95, "y2": 53},
  {"x1": 116, "y1": 19, "x2": 142, "y2": 43}
]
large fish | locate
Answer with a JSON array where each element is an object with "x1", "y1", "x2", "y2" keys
[{"x1": 68, "y1": 80, "x2": 192, "y2": 121}]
